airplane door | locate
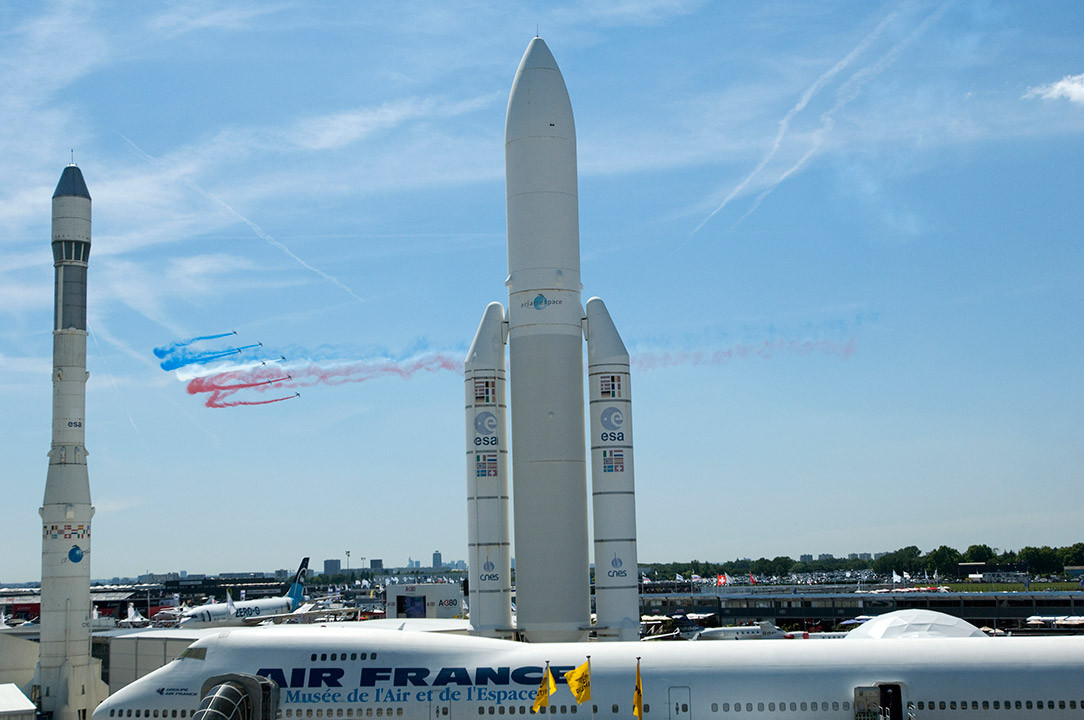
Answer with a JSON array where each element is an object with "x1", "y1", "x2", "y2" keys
[
  {"x1": 668, "y1": 686, "x2": 691, "y2": 720},
  {"x1": 879, "y1": 685, "x2": 902, "y2": 720}
]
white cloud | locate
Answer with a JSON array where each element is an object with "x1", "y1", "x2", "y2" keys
[{"x1": 1025, "y1": 74, "x2": 1084, "y2": 105}]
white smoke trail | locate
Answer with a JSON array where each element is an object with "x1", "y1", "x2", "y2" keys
[{"x1": 690, "y1": 10, "x2": 898, "y2": 236}]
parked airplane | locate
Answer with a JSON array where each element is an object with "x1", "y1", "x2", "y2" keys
[
  {"x1": 94, "y1": 610, "x2": 1084, "y2": 720},
  {"x1": 178, "y1": 558, "x2": 309, "y2": 628}
]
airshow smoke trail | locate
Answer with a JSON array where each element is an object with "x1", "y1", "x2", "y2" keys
[
  {"x1": 187, "y1": 353, "x2": 459, "y2": 408},
  {"x1": 153, "y1": 332, "x2": 237, "y2": 359},
  {"x1": 157, "y1": 343, "x2": 262, "y2": 371},
  {"x1": 631, "y1": 338, "x2": 855, "y2": 371}
]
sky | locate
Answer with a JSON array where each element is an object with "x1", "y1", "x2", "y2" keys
[{"x1": 1, "y1": 1, "x2": 1082, "y2": 583}]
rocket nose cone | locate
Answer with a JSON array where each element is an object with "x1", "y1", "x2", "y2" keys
[
  {"x1": 518, "y1": 37, "x2": 560, "y2": 73},
  {"x1": 53, "y1": 164, "x2": 91, "y2": 200}
]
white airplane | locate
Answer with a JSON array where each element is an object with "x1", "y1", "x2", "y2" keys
[
  {"x1": 178, "y1": 558, "x2": 310, "y2": 628},
  {"x1": 94, "y1": 610, "x2": 1084, "y2": 720}
]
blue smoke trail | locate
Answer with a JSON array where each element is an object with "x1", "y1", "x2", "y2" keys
[
  {"x1": 159, "y1": 343, "x2": 261, "y2": 371},
  {"x1": 153, "y1": 332, "x2": 237, "y2": 359}
]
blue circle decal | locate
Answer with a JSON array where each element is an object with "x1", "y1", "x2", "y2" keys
[{"x1": 69, "y1": 545, "x2": 84, "y2": 563}]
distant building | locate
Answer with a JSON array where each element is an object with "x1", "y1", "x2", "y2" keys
[
  {"x1": 799, "y1": 555, "x2": 813, "y2": 563},
  {"x1": 848, "y1": 553, "x2": 859, "y2": 560},
  {"x1": 370, "y1": 559, "x2": 383, "y2": 571},
  {"x1": 324, "y1": 559, "x2": 342, "y2": 576},
  {"x1": 433, "y1": 551, "x2": 443, "y2": 569},
  {"x1": 859, "y1": 553, "x2": 872, "y2": 561},
  {"x1": 874, "y1": 552, "x2": 888, "y2": 560},
  {"x1": 818, "y1": 554, "x2": 834, "y2": 561}
]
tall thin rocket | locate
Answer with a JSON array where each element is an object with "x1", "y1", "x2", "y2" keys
[
  {"x1": 467, "y1": 38, "x2": 639, "y2": 643},
  {"x1": 36, "y1": 164, "x2": 105, "y2": 720}
]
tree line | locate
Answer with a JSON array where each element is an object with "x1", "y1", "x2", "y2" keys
[{"x1": 642, "y1": 543, "x2": 1084, "y2": 580}]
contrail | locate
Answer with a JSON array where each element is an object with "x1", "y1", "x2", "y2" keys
[
  {"x1": 153, "y1": 331, "x2": 236, "y2": 358},
  {"x1": 728, "y1": 3, "x2": 951, "y2": 231},
  {"x1": 690, "y1": 10, "x2": 897, "y2": 236},
  {"x1": 121, "y1": 135, "x2": 366, "y2": 304}
]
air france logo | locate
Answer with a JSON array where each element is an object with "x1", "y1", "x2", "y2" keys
[
  {"x1": 522, "y1": 294, "x2": 563, "y2": 310},
  {"x1": 68, "y1": 545, "x2": 84, "y2": 563},
  {"x1": 607, "y1": 553, "x2": 627, "y2": 578}
]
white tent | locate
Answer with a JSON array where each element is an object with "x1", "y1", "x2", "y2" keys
[
  {"x1": 0, "y1": 684, "x2": 35, "y2": 720},
  {"x1": 845, "y1": 609, "x2": 987, "y2": 639}
]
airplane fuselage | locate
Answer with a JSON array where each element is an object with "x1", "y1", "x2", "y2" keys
[{"x1": 95, "y1": 625, "x2": 1084, "y2": 720}]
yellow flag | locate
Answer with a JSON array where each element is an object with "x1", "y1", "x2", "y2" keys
[
  {"x1": 633, "y1": 659, "x2": 643, "y2": 719},
  {"x1": 532, "y1": 665, "x2": 557, "y2": 713},
  {"x1": 564, "y1": 660, "x2": 591, "y2": 704}
]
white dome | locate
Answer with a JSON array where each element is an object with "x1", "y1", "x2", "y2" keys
[{"x1": 845, "y1": 609, "x2": 987, "y2": 639}]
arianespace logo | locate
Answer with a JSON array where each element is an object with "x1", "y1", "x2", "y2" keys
[{"x1": 521, "y1": 294, "x2": 563, "y2": 310}]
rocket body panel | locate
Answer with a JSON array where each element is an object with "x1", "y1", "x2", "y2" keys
[
  {"x1": 465, "y1": 304, "x2": 513, "y2": 638},
  {"x1": 586, "y1": 298, "x2": 639, "y2": 642},
  {"x1": 38, "y1": 165, "x2": 106, "y2": 720},
  {"x1": 504, "y1": 38, "x2": 590, "y2": 643}
]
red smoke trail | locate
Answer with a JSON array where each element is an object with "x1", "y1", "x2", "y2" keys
[
  {"x1": 187, "y1": 354, "x2": 459, "y2": 408},
  {"x1": 632, "y1": 338, "x2": 855, "y2": 370}
]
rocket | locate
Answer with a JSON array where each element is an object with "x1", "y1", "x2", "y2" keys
[
  {"x1": 466, "y1": 38, "x2": 639, "y2": 642},
  {"x1": 35, "y1": 164, "x2": 107, "y2": 719}
]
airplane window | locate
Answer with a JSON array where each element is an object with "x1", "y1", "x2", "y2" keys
[
  {"x1": 949, "y1": 702, "x2": 956, "y2": 710},
  {"x1": 174, "y1": 712, "x2": 179, "y2": 718},
  {"x1": 799, "y1": 703, "x2": 806, "y2": 712},
  {"x1": 745, "y1": 704, "x2": 752, "y2": 712},
  {"x1": 351, "y1": 654, "x2": 357, "y2": 661},
  {"x1": 711, "y1": 704, "x2": 718, "y2": 712},
  {"x1": 372, "y1": 654, "x2": 378, "y2": 659},
  {"x1": 612, "y1": 706, "x2": 619, "y2": 714},
  {"x1": 509, "y1": 707, "x2": 516, "y2": 715},
  {"x1": 644, "y1": 705, "x2": 650, "y2": 714},
  {"x1": 971, "y1": 700, "x2": 978, "y2": 709},
  {"x1": 1060, "y1": 701, "x2": 1067, "y2": 709},
  {"x1": 499, "y1": 708, "x2": 505, "y2": 715},
  {"x1": 398, "y1": 712, "x2": 403, "y2": 718},
  {"x1": 982, "y1": 701, "x2": 989, "y2": 710},
  {"x1": 756, "y1": 704, "x2": 764, "y2": 712},
  {"x1": 312, "y1": 654, "x2": 318, "y2": 661},
  {"x1": 155, "y1": 710, "x2": 160, "y2": 717},
  {"x1": 1025, "y1": 702, "x2": 1033, "y2": 709},
  {"x1": 476, "y1": 710, "x2": 483, "y2": 716},
  {"x1": 833, "y1": 702, "x2": 839, "y2": 711},
  {"x1": 571, "y1": 707, "x2": 578, "y2": 714},
  {"x1": 321, "y1": 654, "x2": 328, "y2": 661},
  {"x1": 790, "y1": 703, "x2": 796, "y2": 711},
  {"x1": 842, "y1": 703, "x2": 850, "y2": 712},
  {"x1": 733, "y1": 705, "x2": 740, "y2": 713},
  {"x1": 377, "y1": 710, "x2": 383, "y2": 717},
  {"x1": 720, "y1": 703, "x2": 729, "y2": 712},
  {"x1": 317, "y1": 710, "x2": 323, "y2": 717}
]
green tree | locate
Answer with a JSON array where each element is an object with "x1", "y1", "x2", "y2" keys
[
  {"x1": 1018, "y1": 546, "x2": 1061, "y2": 576},
  {"x1": 963, "y1": 544, "x2": 995, "y2": 563},
  {"x1": 1057, "y1": 543, "x2": 1084, "y2": 568},
  {"x1": 924, "y1": 545, "x2": 962, "y2": 578}
]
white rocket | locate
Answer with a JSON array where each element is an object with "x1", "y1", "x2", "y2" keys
[
  {"x1": 466, "y1": 38, "x2": 639, "y2": 642},
  {"x1": 35, "y1": 164, "x2": 107, "y2": 719}
]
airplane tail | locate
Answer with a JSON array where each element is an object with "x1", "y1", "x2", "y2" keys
[{"x1": 286, "y1": 557, "x2": 310, "y2": 609}]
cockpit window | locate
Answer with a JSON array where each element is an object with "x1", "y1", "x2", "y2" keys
[{"x1": 179, "y1": 647, "x2": 207, "y2": 660}]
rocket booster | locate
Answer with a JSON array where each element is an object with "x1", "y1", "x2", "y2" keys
[
  {"x1": 37, "y1": 164, "x2": 105, "y2": 720},
  {"x1": 467, "y1": 38, "x2": 638, "y2": 643}
]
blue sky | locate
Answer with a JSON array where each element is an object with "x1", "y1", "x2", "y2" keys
[{"x1": 1, "y1": 1, "x2": 1081, "y2": 582}]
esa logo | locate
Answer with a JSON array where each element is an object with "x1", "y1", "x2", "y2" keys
[
  {"x1": 607, "y1": 554, "x2": 627, "y2": 578},
  {"x1": 474, "y1": 411, "x2": 499, "y2": 446},
  {"x1": 599, "y1": 406, "x2": 625, "y2": 442},
  {"x1": 68, "y1": 545, "x2": 84, "y2": 563}
]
